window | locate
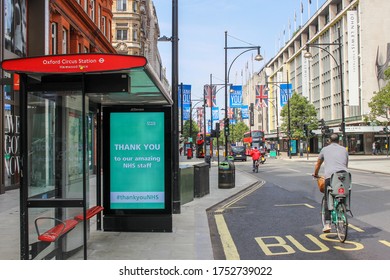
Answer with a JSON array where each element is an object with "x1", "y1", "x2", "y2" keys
[
  {"x1": 98, "y1": 4, "x2": 101, "y2": 29},
  {"x1": 116, "y1": 29, "x2": 128, "y2": 40},
  {"x1": 117, "y1": 0, "x2": 127, "y2": 11},
  {"x1": 84, "y1": 0, "x2": 88, "y2": 12},
  {"x1": 132, "y1": 25, "x2": 138, "y2": 41},
  {"x1": 51, "y1": 22, "x2": 58, "y2": 54},
  {"x1": 84, "y1": 46, "x2": 89, "y2": 53},
  {"x1": 62, "y1": 28, "x2": 68, "y2": 54},
  {"x1": 133, "y1": 0, "x2": 138, "y2": 12},
  {"x1": 78, "y1": 43, "x2": 82, "y2": 53},
  {"x1": 90, "y1": 0, "x2": 95, "y2": 21},
  {"x1": 102, "y1": 16, "x2": 106, "y2": 36}
]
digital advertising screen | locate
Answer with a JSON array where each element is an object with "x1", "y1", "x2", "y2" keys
[{"x1": 103, "y1": 107, "x2": 171, "y2": 213}]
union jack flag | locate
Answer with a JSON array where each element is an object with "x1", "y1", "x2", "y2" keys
[
  {"x1": 227, "y1": 108, "x2": 234, "y2": 119},
  {"x1": 255, "y1": 85, "x2": 268, "y2": 109},
  {"x1": 204, "y1": 85, "x2": 217, "y2": 107}
]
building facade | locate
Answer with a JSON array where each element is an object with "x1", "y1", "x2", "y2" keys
[
  {"x1": 111, "y1": 0, "x2": 168, "y2": 87},
  {"x1": 0, "y1": 0, "x2": 116, "y2": 195},
  {"x1": 249, "y1": 0, "x2": 390, "y2": 154}
]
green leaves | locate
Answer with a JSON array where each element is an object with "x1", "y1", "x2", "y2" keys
[
  {"x1": 368, "y1": 80, "x2": 390, "y2": 123},
  {"x1": 280, "y1": 92, "x2": 318, "y2": 139}
]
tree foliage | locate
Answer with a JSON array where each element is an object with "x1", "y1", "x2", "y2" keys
[
  {"x1": 368, "y1": 67, "x2": 390, "y2": 124},
  {"x1": 229, "y1": 121, "x2": 249, "y2": 144},
  {"x1": 280, "y1": 92, "x2": 318, "y2": 139},
  {"x1": 182, "y1": 120, "x2": 199, "y2": 143}
]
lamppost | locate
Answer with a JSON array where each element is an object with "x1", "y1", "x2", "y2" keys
[
  {"x1": 265, "y1": 98, "x2": 280, "y2": 155},
  {"x1": 304, "y1": 28, "x2": 346, "y2": 148},
  {"x1": 266, "y1": 74, "x2": 292, "y2": 159},
  {"x1": 224, "y1": 31, "x2": 263, "y2": 158},
  {"x1": 158, "y1": 0, "x2": 180, "y2": 213},
  {"x1": 205, "y1": 78, "x2": 233, "y2": 164}
]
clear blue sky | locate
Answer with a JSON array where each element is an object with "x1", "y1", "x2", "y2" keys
[{"x1": 153, "y1": 0, "x2": 326, "y2": 109}]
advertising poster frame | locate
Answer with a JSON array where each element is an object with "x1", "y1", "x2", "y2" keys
[{"x1": 102, "y1": 106, "x2": 172, "y2": 231}]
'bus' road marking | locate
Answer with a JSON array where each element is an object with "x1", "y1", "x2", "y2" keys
[{"x1": 275, "y1": 203, "x2": 315, "y2": 209}]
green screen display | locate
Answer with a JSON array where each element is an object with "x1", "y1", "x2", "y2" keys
[{"x1": 110, "y1": 112, "x2": 165, "y2": 209}]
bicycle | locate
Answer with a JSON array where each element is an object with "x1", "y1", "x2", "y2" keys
[
  {"x1": 315, "y1": 171, "x2": 352, "y2": 242},
  {"x1": 253, "y1": 159, "x2": 259, "y2": 173}
]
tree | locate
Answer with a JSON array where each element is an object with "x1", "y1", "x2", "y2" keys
[
  {"x1": 230, "y1": 121, "x2": 249, "y2": 144},
  {"x1": 280, "y1": 92, "x2": 318, "y2": 139},
  {"x1": 368, "y1": 67, "x2": 390, "y2": 125},
  {"x1": 182, "y1": 120, "x2": 199, "y2": 143}
]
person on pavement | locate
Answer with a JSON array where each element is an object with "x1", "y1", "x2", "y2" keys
[
  {"x1": 250, "y1": 146, "x2": 261, "y2": 171},
  {"x1": 313, "y1": 133, "x2": 349, "y2": 233}
]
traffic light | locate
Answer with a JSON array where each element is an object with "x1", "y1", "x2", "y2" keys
[
  {"x1": 224, "y1": 118, "x2": 230, "y2": 136},
  {"x1": 303, "y1": 124, "x2": 308, "y2": 137},
  {"x1": 215, "y1": 122, "x2": 220, "y2": 138}
]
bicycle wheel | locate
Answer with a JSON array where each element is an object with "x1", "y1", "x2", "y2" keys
[
  {"x1": 335, "y1": 202, "x2": 348, "y2": 242},
  {"x1": 320, "y1": 196, "x2": 326, "y2": 228}
]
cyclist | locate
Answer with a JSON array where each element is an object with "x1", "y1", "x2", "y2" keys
[
  {"x1": 313, "y1": 133, "x2": 349, "y2": 233},
  {"x1": 250, "y1": 147, "x2": 261, "y2": 172}
]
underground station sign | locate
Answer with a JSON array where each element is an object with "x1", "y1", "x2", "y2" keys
[{"x1": 0, "y1": 53, "x2": 147, "y2": 74}]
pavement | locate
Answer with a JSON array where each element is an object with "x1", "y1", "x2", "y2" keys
[{"x1": 0, "y1": 153, "x2": 389, "y2": 260}]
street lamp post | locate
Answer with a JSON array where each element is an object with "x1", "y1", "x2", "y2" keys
[
  {"x1": 304, "y1": 28, "x2": 346, "y2": 147},
  {"x1": 224, "y1": 31, "x2": 263, "y2": 158},
  {"x1": 266, "y1": 75, "x2": 292, "y2": 159}
]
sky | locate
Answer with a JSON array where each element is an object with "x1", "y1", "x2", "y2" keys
[{"x1": 153, "y1": 0, "x2": 326, "y2": 111}]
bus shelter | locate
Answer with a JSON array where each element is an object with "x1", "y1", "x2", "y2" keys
[{"x1": 1, "y1": 54, "x2": 173, "y2": 260}]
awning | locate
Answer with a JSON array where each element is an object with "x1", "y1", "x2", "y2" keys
[{"x1": 0, "y1": 53, "x2": 172, "y2": 106}]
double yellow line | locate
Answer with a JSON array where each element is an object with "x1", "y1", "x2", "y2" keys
[{"x1": 213, "y1": 181, "x2": 265, "y2": 260}]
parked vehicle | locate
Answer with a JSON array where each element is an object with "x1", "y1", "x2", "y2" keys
[{"x1": 231, "y1": 146, "x2": 247, "y2": 161}]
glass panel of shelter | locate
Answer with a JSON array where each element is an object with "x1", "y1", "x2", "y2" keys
[{"x1": 25, "y1": 88, "x2": 90, "y2": 259}]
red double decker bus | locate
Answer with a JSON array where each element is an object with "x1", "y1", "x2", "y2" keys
[{"x1": 243, "y1": 130, "x2": 265, "y2": 155}]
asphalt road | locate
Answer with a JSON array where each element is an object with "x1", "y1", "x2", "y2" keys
[{"x1": 207, "y1": 158, "x2": 390, "y2": 260}]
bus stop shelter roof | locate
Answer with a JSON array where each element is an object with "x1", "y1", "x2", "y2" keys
[{"x1": 0, "y1": 53, "x2": 173, "y2": 106}]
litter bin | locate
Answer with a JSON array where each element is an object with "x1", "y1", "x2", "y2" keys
[
  {"x1": 218, "y1": 161, "x2": 235, "y2": 189},
  {"x1": 179, "y1": 165, "x2": 194, "y2": 204},
  {"x1": 193, "y1": 163, "x2": 210, "y2": 198}
]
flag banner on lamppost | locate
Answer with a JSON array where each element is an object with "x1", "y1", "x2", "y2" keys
[
  {"x1": 196, "y1": 107, "x2": 203, "y2": 131},
  {"x1": 212, "y1": 107, "x2": 219, "y2": 121},
  {"x1": 182, "y1": 104, "x2": 191, "y2": 120},
  {"x1": 241, "y1": 105, "x2": 249, "y2": 119},
  {"x1": 230, "y1": 85, "x2": 243, "y2": 108},
  {"x1": 279, "y1": 83, "x2": 293, "y2": 107},
  {"x1": 255, "y1": 85, "x2": 269, "y2": 108},
  {"x1": 178, "y1": 84, "x2": 191, "y2": 108},
  {"x1": 204, "y1": 84, "x2": 217, "y2": 107},
  {"x1": 207, "y1": 119, "x2": 211, "y2": 133},
  {"x1": 228, "y1": 107, "x2": 234, "y2": 119}
]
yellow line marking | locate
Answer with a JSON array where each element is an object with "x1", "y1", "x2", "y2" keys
[
  {"x1": 379, "y1": 240, "x2": 390, "y2": 247},
  {"x1": 214, "y1": 214, "x2": 240, "y2": 260},
  {"x1": 216, "y1": 181, "x2": 265, "y2": 213},
  {"x1": 275, "y1": 203, "x2": 315, "y2": 209},
  {"x1": 348, "y1": 223, "x2": 365, "y2": 232},
  {"x1": 213, "y1": 181, "x2": 265, "y2": 260}
]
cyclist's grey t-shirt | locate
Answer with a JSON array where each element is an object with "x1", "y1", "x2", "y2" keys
[{"x1": 318, "y1": 143, "x2": 349, "y2": 179}]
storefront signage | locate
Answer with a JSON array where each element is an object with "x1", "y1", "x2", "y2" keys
[{"x1": 0, "y1": 54, "x2": 147, "y2": 74}]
